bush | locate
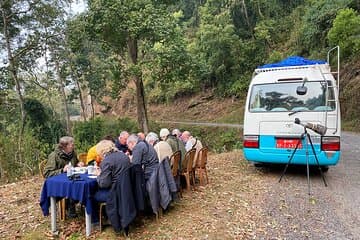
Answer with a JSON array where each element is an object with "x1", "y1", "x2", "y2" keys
[
  {"x1": 327, "y1": 8, "x2": 360, "y2": 59},
  {"x1": 156, "y1": 122, "x2": 243, "y2": 153},
  {"x1": 0, "y1": 125, "x2": 46, "y2": 182},
  {"x1": 73, "y1": 117, "x2": 140, "y2": 153}
]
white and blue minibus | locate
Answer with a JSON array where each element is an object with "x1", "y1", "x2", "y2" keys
[{"x1": 243, "y1": 47, "x2": 341, "y2": 170}]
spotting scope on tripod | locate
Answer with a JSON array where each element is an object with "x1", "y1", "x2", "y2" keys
[
  {"x1": 279, "y1": 118, "x2": 328, "y2": 195},
  {"x1": 294, "y1": 118, "x2": 327, "y2": 136}
]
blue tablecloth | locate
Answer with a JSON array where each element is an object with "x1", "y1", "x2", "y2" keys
[{"x1": 40, "y1": 173, "x2": 98, "y2": 216}]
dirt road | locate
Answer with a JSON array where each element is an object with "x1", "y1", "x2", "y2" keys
[
  {"x1": 256, "y1": 131, "x2": 360, "y2": 239},
  {"x1": 327, "y1": 131, "x2": 360, "y2": 237}
]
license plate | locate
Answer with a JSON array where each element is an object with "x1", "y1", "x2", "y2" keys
[{"x1": 276, "y1": 139, "x2": 302, "y2": 149}]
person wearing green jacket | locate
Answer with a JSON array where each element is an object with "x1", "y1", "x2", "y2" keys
[
  {"x1": 44, "y1": 136, "x2": 82, "y2": 178},
  {"x1": 160, "y1": 128, "x2": 186, "y2": 170},
  {"x1": 43, "y1": 136, "x2": 83, "y2": 218}
]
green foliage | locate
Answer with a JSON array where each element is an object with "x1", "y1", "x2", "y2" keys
[
  {"x1": 116, "y1": 117, "x2": 140, "y2": 134},
  {"x1": 2, "y1": 0, "x2": 360, "y2": 182},
  {"x1": 0, "y1": 124, "x2": 47, "y2": 182},
  {"x1": 327, "y1": 8, "x2": 360, "y2": 59},
  {"x1": 72, "y1": 117, "x2": 139, "y2": 152},
  {"x1": 189, "y1": 5, "x2": 244, "y2": 94},
  {"x1": 158, "y1": 122, "x2": 242, "y2": 153},
  {"x1": 73, "y1": 118, "x2": 105, "y2": 152},
  {"x1": 144, "y1": 24, "x2": 198, "y2": 102},
  {"x1": 297, "y1": 0, "x2": 351, "y2": 56},
  {"x1": 24, "y1": 98, "x2": 66, "y2": 146}
]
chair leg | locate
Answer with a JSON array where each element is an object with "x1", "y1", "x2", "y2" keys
[
  {"x1": 59, "y1": 198, "x2": 66, "y2": 221},
  {"x1": 204, "y1": 167, "x2": 209, "y2": 184},
  {"x1": 199, "y1": 169, "x2": 204, "y2": 185},
  {"x1": 99, "y1": 203, "x2": 106, "y2": 232},
  {"x1": 179, "y1": 185, "x2": 183, "y2": 198},
  {"x1": 190, "y1": 171, "x2": 196, "y2": 190},
  {"x1": 184, "y1": 173, "x2": 190, "y2": 191}
]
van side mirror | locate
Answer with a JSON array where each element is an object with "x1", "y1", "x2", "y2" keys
[{"x1": 296, "y1": 85, "x2": 307, "y2": 95}]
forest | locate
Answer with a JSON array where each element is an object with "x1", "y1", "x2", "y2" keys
[{"x1": 1, "y1": 0, "x2": 359, "y2": 182}]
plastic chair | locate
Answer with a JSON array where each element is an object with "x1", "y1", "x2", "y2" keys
[
  {"x1": 195, "y1": 147, "x2": 209, "y2": 185},
  {"x1": 180, "y1": 148, "x2": 196, "y2": 191},
  {"x1": 170, "y1": 151, "x2": 182, "y2": 197}
]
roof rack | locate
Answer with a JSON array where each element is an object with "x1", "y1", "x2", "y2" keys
[{"x1": 254, "y1": 64, "x2": 325, "y2": 74}]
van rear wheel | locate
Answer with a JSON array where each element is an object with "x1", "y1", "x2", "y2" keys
[
  {"x1": 254, "y1": 163, "x2": 264, "y2": 168},
  {"x1": 321, "y1": 166, "x2": 329, "y2": 172}
]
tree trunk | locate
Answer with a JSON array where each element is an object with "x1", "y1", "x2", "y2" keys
[
  {"x1": 127, "y1": 37, "x2": 149, "y2": 133},
  {"x1": 55, "y1": 60, "x2": 71, "y2": 135},
  {"x1": 74, "y1": 75, "x2": 87, "y2": 121},
  {"x1": 90, "y1": 95, "x2": 95, "y2": 119},
  {"x1": 2, "y1": 6, "x2": 25, "y2": 165},
  {"x1": 240, "y1": 0, "x2": 253, "y2": 38}
]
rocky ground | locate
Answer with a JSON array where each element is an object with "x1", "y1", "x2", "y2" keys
[{"x1": 0, "y1": 142, "x2": 358, "y2": 239}]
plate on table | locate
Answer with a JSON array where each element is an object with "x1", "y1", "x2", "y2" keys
[
  {"x1": 73, "y1": 167, "x2": 87, "y2": 174},
  {"x1": 88, "y1": 175, "x2": 97, "y2": 179}
]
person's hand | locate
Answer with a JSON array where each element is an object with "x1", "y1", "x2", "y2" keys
[
  {"x1": 94, "y1": 166, "x2": 101, "y2": 176},
  {"x1": 63, "y1": 164, "x2": 69, "y2": 172},
  {"x1": 77, "y1": 161, "x2": 84, "y2": 167}
]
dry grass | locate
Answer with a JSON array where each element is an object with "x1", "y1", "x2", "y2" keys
[{"x1": 0, "y1": 151, "x2": 268, "y2": 240}]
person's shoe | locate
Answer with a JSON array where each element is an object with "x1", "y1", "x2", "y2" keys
[{"x1": 67, "y1": 211, "x2": 77, "y2": 219}]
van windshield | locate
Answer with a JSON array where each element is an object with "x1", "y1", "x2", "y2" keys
[{"x1": 249, "y1": 81, "x2": 335, "y2": 112}]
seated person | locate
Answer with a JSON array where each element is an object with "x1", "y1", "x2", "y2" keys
[
  {"x1": 93, "y1": 140, "x2": 131, "y2": 202},
  {"x1": 86, "y1": 135, "x2": 115, "y2": 165},
  {"x1": 172, "y1": 128, "x2": 182, "y2": 140},
  {"x1": 44, "y1": 136, "x2": 82, "y2": 178},
  {"x1": 145, "y1": 132, "x2": 173, "y2": 163},
  {"x1": 137, "y1": 132, "x2": 145, "y2": 140},
  {"x1": 160, "y1": 128, "x2": 186, "y2": 170},
  {"x1": 181, "y1": 131, "x2": 203, "y2": 167},
  {"x1": 115, "y1": 131, "x2": 130, "y2": 154},
  {"x1": 127, "y1": 134, "x2": 159, "y2": 181},
  {"x1": 44, "y1": 136, "x2": 83, "y2": 217}
]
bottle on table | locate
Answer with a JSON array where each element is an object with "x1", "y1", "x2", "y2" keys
[{"x1": 67, "y1": 162, "x2": 72, "y2": 177}]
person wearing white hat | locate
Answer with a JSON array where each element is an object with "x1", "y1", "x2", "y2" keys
[
  {"x1": 146, "y1": 132, "x2": 173, "y2": 163},
  {"x1": 159, "y1": 128, "x2": 186, "y2": 170}
]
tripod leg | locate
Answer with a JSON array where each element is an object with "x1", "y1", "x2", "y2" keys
[
  {"x1": 307, "y1": 134, "x2": 328, "y2": 187},
  {"x1": 305, "y1": 137, "x2": 310, "y2": 195},
  {"x1": 279, "y1": 135, "x2": 304, "y2": 183}
]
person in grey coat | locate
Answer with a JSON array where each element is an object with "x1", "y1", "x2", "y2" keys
[
  {"x1": 94, "y1": 140, "x2": 131, "y2": 202},
  {"x1": 127, "y1": 134, "x2": 159, "y2": 181}
]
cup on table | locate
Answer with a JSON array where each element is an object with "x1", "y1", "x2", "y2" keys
[{"x1": 87, "y1": 165, "x2": 95, "y2": 175}]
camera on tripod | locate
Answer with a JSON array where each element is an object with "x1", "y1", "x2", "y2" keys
[{"x1": 294, "y1": 118, "x2": 327, "y2": 136}]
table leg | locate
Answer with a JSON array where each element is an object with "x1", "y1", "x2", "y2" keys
[
  {"x1": 85, "y1": 210, "x2": 91, "y2": 236},
  {"x1": 50, "y1": 197, "x2": 57, "y2": 234}
]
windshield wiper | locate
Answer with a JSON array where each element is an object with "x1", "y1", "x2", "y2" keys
[{"x1": 288, "y1": 110, "x2": 303, "y2": 116}]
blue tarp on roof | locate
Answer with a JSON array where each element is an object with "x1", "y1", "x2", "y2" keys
[{"x1": 258, "y1": 56, "x2": 326, "y2": 69}]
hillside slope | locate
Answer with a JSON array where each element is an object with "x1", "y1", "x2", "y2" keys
[{"x1": 96, "y1": 90, "x2": 245, "y2": 124}]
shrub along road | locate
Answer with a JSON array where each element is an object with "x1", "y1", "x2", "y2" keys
[{"x1": 0, "y1": 132, "x2": 358, "y2": 239}]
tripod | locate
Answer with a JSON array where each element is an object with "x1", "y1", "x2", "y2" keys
[{"x1": 278, "y1": 127, "x2": 327, "y2": 195}]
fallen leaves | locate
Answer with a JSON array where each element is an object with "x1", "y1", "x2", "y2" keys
[{"x1": 0, "y1": 150, "x2": 348, "y2": 239}]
